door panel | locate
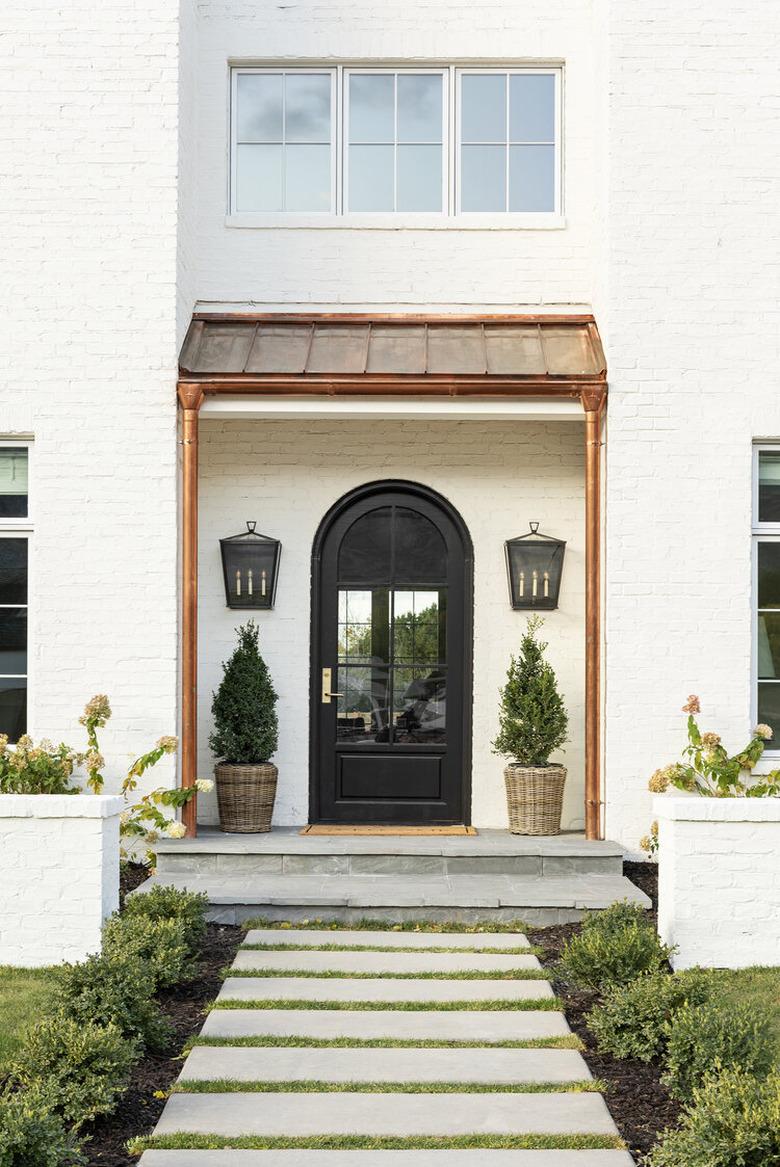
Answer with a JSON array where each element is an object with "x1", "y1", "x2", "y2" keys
[{"x1": 311, "y1": 483, "x2": 472, "y2": 825}]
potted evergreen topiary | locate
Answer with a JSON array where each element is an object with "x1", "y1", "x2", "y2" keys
[
  {"x1": 493, "y1": 615, "x2": 569, "y2": 835},
  {"x1": 210, "y1": 621, "x2": 279, "y2": 833}
]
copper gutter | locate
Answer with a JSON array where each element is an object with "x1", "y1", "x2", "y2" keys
[
  {"x1": 178, "y1": 383, "x2": 204, "y2": 837},
  {"x1": 582, "y1": 386, "x2": 606, "y2": 839}
]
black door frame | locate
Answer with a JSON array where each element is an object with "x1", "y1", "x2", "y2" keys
[{"x1": 309, "y1": 479, "x2": 474, "y2": 825}]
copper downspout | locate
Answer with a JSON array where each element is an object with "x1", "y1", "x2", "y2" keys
[
  {"x1": 582, "y1": 387, "x2": 606, "y2": 839},
  {"x1": 178, "y1": 383, "x2": 204, "y2": 837}
]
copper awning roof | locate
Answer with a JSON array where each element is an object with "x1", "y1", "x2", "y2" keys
[{"x1": 179, "y1": 314, "x2": 606, "y2": 398}]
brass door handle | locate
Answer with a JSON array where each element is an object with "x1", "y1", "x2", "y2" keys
[{"x1": 321, "y1": 667, "x2": 344, "y2": 703}]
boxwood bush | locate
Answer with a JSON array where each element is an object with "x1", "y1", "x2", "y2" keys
[
  {"x1": 53, "y1": 953, "x2": 171, "y2": 1053},
  {"x1": 11, "y1": 1018, "x2": 137, "y2": 1131},
  {"x1": 0, "y1": 1085, "x2": 84, "y2": 1167},
  {"x1": 102, "y1": 914, "x2": 192, "y2": 990},
  {"x1": 122, "y1": 885, "x2": 207, "y2": 957},
  {"x1": 587, "y1": 968, "x2": 719, "y2": 1062},
  {"x1": 558, "y1": 900, "x2": 673, "y2": 990},
  {"x1": 649, "y1": 1067, "x2": 780, "y2": 1167},
  {"x1": 661, "y1": 1000, "x2": 775, "y2": 1101}
]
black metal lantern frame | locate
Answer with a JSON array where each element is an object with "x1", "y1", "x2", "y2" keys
[
  {"x1": 504, "y1": 522, "x2": 566, "y2": 611},
  {"x1": 220, "y1": 522, "x2": 281, "y2": 610}
]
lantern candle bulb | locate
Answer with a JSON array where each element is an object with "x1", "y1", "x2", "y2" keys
[
  {"x1": 247, "y1": 569, "x2": 253, "y2": 596},
  {"x1": 543, "y1": 571, "x2": 549, "y2": 598},
  {"x1": 261, "y1": 569, "x2": 267, "y2": 598},
  {"x1": 235, "y1": 570, "x2": 241, "y2": 597},
  {"x1": 519, "y1": 571, "x2": 525, "y2": 598},
  {"x1": 532, "y1": 570, "x2": 538, "y2": 599}
]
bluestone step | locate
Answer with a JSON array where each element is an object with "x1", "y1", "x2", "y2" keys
[
  {"x1": 154, "y1": 1091, "x2": 620, "y2": 1138},
  {"x1": 200, "y1": 1007, "x2": 572, "y2": 1041},
  {"x1": 140, "y1": 1152, "x2": 636, "y2": 1166},
  {"x1": 232, "y1": 949, "x2": 541, "y2": 975},
  {"x1": 217, "y1": 976, "x2": 554, "y2": 1004},
  {"x1": 178, "y1": 1045, "x2": 590, "y2": 1084},
  {"x1": 243, "y1": 928, "x2": 531, "y2": 949}
]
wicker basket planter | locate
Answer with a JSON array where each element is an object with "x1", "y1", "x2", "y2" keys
[
  {"x1": 215, "y1": 762, "x2": 278, "y2": 833},
  {"x1": 504, "y1": 764, "x2": 567, "y2": 835}
]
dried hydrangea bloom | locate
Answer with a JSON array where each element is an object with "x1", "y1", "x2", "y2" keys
[
  {"x1": 166, "y1": 821, "x2": 187, "y2": 838},
  {"x1": 0, "y1": 734, "x2": 7, "y2": 754},
  {"x1": 83, "y1": 749, "x2": 105, "y2": 773},
  {"x1": 195, "y1": 777, "x2": 214, "y2": 793},
  {"x1": 156, "y1": 735, "x2": 178, "y2": 754},
  {"x1": 681, "y1": 694, "x2": 701, "y2": 714},
  {"x1": 700, "y1": 731, "x2": 721, "y2": 747},
  {"x1": 755, "y1": 723, "x2": 774, "y2": 741},
  {"x1": 16, "y1": 734, "x2": 33, "y2": 750},
  {"x1": 79, "y1": 693, "x2": 112, "y2": 727},
  {"x1": 648, "y1": 767, "x2": 671, "y2": 793}
]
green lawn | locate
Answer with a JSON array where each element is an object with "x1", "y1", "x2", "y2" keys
[
  {"x1": 0, "y1": 965, "x2": 58, "y2": 1070},
  {"x1": 717, "y1": 966, "x2": 780, "y2": 1059}
]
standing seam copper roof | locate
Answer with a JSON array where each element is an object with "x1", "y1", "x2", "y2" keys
[{"x1": 180, "y1": 315, "x2": 606, "y2": 385}]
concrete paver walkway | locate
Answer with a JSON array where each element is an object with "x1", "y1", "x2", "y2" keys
[{"x1": 141, "y1": 926, "x2": 633, "y2": 1166}]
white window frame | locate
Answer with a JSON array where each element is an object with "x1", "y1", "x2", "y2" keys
[
  {"x1": 455, "y1": 67, "x2": 562, "y2": 217},
  {"x1": 230, "y1": 67, "x2": 338, "y2": 217},
  {"x1": 343, "y1": 67, "x2": 449, "y2": 215},
  {"x1": 0, "y1": 439, "x2": 32, "y2": 743},
  {"x1": 228, "y1": 63, "x2": 564, "y2": 229},
  {"x1": 751, "y1": 443, "x2": 780, "y2": 756}
]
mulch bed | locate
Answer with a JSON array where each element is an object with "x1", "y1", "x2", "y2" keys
[
  {"x1": 82, "y1": 865, "x2": 243, "y2": 1166},
  {"x1": 529, "y1": 861, "x2": 676, "y2": 1165}
]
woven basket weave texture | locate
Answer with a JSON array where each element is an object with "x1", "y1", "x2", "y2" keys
[
  {"x1": 504, "y1": 764, "x2": 567, "y2": 835},
  {"x1": 215, "y1": 762, "x2": 278, "y2": 833}
]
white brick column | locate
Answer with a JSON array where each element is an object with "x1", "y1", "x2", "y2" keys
[{"x1": 0, "y1": 794, "x2": 123, "y2": 967}]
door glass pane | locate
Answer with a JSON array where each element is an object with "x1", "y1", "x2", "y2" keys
[
  {"x1": 758, "y1": 612, "x2": 780, "y2": 678},
  {"x1": 509, "y1": 144, "x2": 555, "y2": 212},
  {"x1": 393, "y1": 590, "x2": 445, "y2": 665},
  {"x1": 393, "y1": 667, "x2": 447, "y2": 743},
  {"x1": 397, "y1": 145, "x2": 442, "y2": 212},
  {"x1": 397, "y1": 74, "x2": 442, "y2": 142},
  {"x1": 339, "y1": 508, "x2": 392, "y2": 581},
  {"x1": 339, "y1": 589, "x2": 390, "y2": 664},
  {"x1": 285, "y1": 74, "x2": 331, "y2": 142},
  {"x1": 394, "y1": 507, "x2": 447, "y2": 582},
  {"x1": 349, "y1": 145, "x2": 394, "y2": 211},
  {"x1": 0, "y1": 540, "x2": 27, "y2": 604},
  {"x1": 758, "y1": 452, "x2": 780, "y2": 522},
  {"x1": 0, "y1": 677, "x2": 26, "y2": 742},
  {"x1": 236, "y1": 144, "x2": 283, "y2": 212},
  {"x1": 349, "y1": 74, "x2": 394, "y2": 143},
  {"x1": 285, "y1": 145, "x2": 331, "y2": 211},
  {"x1": 0, "y1": 449, "x2": 28, "y2": 518},
  {"x1": 237, "y1": 74, "x2": 283, "y2": 142},
  {"x1": 509, "y1": 74, "x2": 556, "y2": 142},
  {"x1": 0, "y1": 608, "x2": 27, "y2": 674},
  {"x1": 336, "y1": 665, "x2": 391, "y2": 742},
  {"x1": 461, "y1": 74, "x2": 506, "y2": 141},
  {"x1": 758, "y1": 543, "x2": 780, "y2": 609},
  {"x1": 757, "y1": 682, "x2": 780, "y2": 743},
  {"x1": 461, "y1": 145, "x2": 505, "y2": 211}
]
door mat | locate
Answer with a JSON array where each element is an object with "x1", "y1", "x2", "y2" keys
[{"x1": 300, "y1": 825, "x2": 478, "y2": 836}]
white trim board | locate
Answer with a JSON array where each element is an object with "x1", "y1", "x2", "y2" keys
[{"x1": 199, "y1": 396, "x2": 584, "y2": 422}]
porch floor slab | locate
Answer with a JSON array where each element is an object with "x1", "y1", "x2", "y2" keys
[
  {"x1": 199, "y1": 1007, "x2": 572, "y2": 1041},
  {"x1": 177, "y1": 1045, "x2": 591, "y2": 1084},
  {"x1": 153, "y1": 1091, "x2": 619, "y2": 1138},
  {"x1": 232, "y1": 950, "x2": 541, "y2": 975},
  {"x1": 217, "y1": 976, "x2": 555, "y2": 1004}
]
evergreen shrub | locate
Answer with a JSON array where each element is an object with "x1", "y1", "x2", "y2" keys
[
  {"x1": 122, "y1": 885, "x2": 207, "y2": 957},
  {"x1": 492, "y1": 615, "x2": 568, "y2": 766},
  {"x1": 0, "y1": 1085, "x2": 84, "y2": 1167},
  {"x1": 558, "y1": 901, "x2": 673, "y2": 990},
  {"x1": 209, "y1": 621, "x2": 278, "y2": 764},
  {"x1": 588, "y1": 968, "x2": 718, "y2": 1061},
  {"x1": 102, "y1": 914, "x2": 192, "y2": 989},
  {"x1": 661, "y1": 1000, "x2": 775, "y2": 1101},
  {"x1": 53, "y1": 954, "x2": 170, "y2": 1053}
]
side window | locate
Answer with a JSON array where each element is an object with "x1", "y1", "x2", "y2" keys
[
  {"x1": 0, "y1": 446, "x2": 29, "y2": 742},
  {"x1": 753, "y1": 448, "x2": 780, "y2": 744}
]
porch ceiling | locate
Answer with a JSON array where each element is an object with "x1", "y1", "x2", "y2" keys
[{"x1": 179, "y1": 314, "x2": 606, "y2": 397}]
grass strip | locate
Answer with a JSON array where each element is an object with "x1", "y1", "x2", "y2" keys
[
  {"x1": 226, "y1": 968, "x2": 547, "y2": 981},
  {"x1": 240, "y1": 943, "x2": 537, "y2": 955},
  {"x1": 131, "y1": 1134, "x2": 625, "y2": 1153},
  {"x1": 213, "y1": 998, "x2": 562, "y2": 1012},
  {"x1": 243, "y1": 918, "x2": 530, "y2": 935},
  {"x1": 174, "y1": 1079, "x2": 602, "y2": 1095},
  {"x1": 190, "y1": 1034, "x2": 583, "y2": 1050}
]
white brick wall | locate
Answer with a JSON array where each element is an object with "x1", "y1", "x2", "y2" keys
[
  {"x1": 0, "y1": 3, "x2": 183, "y2": 793},
  {"x1": 0, "y1": 795, "x2": 123, "y2": 966},
  {"x1": 198, "y1": 418, "x2": 585, "y2": 829},
  {"x1": 655, "y1": 797, "x2": 780, "y2": 969}
]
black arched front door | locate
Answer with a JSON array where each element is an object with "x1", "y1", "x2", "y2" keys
[{"x1": 311, "y1": 482, "x2": 473, "y2": 825}]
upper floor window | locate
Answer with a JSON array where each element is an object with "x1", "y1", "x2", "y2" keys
[
  {"x1": 231, "y1": 65, "x2": 561, "y2": 219},
  {"x1": 752, "y1": 446, "x2": 780, "y2": 747}
]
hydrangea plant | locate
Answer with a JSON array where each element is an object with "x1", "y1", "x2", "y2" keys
[{"x1": 648, "y1": 695, "x2": 780, "y2": 798}]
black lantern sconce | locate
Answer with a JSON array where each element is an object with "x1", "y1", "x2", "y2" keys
[
  {"x1": 505, "y1": 523, "x2": 566, "y2": 611},
  {"x1": 220, "y1": 522, "x2": 281, "y2": 610}
]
